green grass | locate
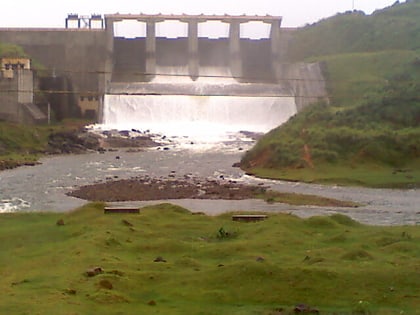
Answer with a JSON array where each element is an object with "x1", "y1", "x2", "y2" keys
[
  {"x1": 0, "y1": 120, "x2": 92, "y2": 165},
  {"x1": 0, "y1": 203, "x2": 419, "y2": 314},
  {"x1": 256, "y1": 190, "x2": 359, "y2": 207},
  {"x1": 286, "y1": 1, "x2": 420, "y2": 61},
  {"x1": 241, "y1": 2, "x2": 420, "y2": 187},
  {"x1": 241, "y1": 50, "x2": 420, "y2": 187},
  {"x1": 247, "y1": 161, "x2": 420, "y2": 188}
]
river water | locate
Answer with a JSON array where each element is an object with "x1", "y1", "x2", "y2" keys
[{"x1": 0, "y1": 143, "x2": 418, "y2": 226}]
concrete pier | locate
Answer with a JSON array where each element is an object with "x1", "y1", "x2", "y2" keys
[
  {"x1": 229, "y1": 21, "x2": 242, "y2": 80},
  {"x1": 145, "y1": 20, "x2": 156, "y2": 80},
  {"x1": 187, "y1": 19, "x2": 199, "y2": 80}
]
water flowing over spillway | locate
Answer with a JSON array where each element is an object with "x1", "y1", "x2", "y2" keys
[
  {"x1": 101, "y1": 93, "x2": 297, "y2": 142},
  {"x1": 101, "y1": 60, "x2": 298, "y2": 147}
]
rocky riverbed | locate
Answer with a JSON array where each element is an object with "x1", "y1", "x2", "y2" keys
[
  {"x1": 0, "y1": 128, "x2": 160, "y2": 171},
  {"x1": 1, "y1": 132, "x2": 418, "y2": 225},
  {"x1": 67, "y1": 175, "x2": 266, "y2": 202}
]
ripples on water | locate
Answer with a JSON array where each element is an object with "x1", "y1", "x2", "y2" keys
[{"x1": 0, "y1": 197, "x2": 31, "y2": 213}]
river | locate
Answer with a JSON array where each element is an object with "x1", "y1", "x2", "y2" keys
[{"x1": 0, "y1": 145, "x2": 418, "y2": 226}]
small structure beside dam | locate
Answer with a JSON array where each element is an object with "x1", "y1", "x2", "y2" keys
[{"x1": 0, "y1": 14, "x2": 327, "y2": 128}]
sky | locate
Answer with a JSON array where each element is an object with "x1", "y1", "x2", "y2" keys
[{"x1": 0, "y1": 0, "x2": 405, "y2": 28}]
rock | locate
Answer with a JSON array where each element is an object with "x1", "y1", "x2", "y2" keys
[
  {"x1": 256, "y1": 256, "x2": 265, "y2": 262},
  {"x1": 154, "y1": 256, "x2": 167, "y2": 263},
  {"x1": 56, "y1": 219, "x2": 65, "y2": 226},
  {"x1": 85, "y1": 267, "x2": 103, "y2": 277},
  {"x1": 119, "y1": 130, "x2": 130, "y2": 137},
  {"x1": 232, "y1": 162, "x2": 241, "y2": 168},
  {"x1": 47, "y1": 130, "x2": 101, "y2": 154}
]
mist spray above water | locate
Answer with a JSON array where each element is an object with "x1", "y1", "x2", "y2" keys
[
  {"x1": 101, "y1": 94, "x2": 296, "y2": 146},
  {"x1": 99, "y1": 66, "x2": 297, "y2": 149}
]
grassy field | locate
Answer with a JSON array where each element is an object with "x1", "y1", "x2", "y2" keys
[
  {"x1": 246, "y1": 161, "x2": 420, "y2": 188},
  {"x1": 0, "y1": 203, "x2": 418, "y2": 314},
  {"x1": 241, "y1": 50, "x2": 420, "y2": 188}
]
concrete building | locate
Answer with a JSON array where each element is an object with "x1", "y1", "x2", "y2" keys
[{"x1": 0, "y1": 57, "x2": 46, "y2": 124}]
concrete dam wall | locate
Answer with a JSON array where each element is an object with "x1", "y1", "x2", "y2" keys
[
  {"x1": 0, "y1": 29, "x2": 108, "y2": 94},
  {"x1": 112, "y1": 37, "x2": 276, "y2": 83}
]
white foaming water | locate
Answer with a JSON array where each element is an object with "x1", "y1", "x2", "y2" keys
[
  {"x1": 0, "y1": 198, "x2": 31, "y2": 213},
  {"x1": 100, "y1": 94, "x2": 297, "y2": 149}
]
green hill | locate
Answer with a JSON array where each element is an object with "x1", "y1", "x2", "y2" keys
[
  {"x1": 241, "y1": 1, "x2": 420, "y2": 187},
  {"x1": 286, "y1": 0, "x2": 420, "y2": 61},
  {"x1": 0, "y1": 203, "x2": 419, "y2": 314}
]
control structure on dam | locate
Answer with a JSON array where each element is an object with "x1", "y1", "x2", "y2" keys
[{"x1": 105, "y1": 14, "x2": 282, "y2": 84}]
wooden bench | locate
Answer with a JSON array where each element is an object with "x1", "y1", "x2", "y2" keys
[
  {"x1": 104, "y1": 207, "x2": 140, "y2": 214},
  {"x1": 232, "y1": 214, "x2": 268, "y2": 222}
]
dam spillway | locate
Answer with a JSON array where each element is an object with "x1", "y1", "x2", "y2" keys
[{"x1": 100, "y1": 14, "x2": 323, "y2": 138}]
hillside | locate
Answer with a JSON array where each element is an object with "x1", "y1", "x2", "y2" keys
[
  {"x1": 286, "y1": 0, "x2": 420, "y2": 61},
  {"x1": 241, "y1": 1, "x2": 420, "y2": 187},
  {"x1": 0, "y1": 203, "x2": 418, "y2": 314}
]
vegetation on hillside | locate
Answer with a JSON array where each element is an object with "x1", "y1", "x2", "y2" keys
[
  {"x1": 0, "y1": 41, "x2": 46, "y2": 73},
  {"x1": 287, "y1": 0, "x2": 420, "y2": 61},
  {"x1": 0, "y1": 120, "x2": 92, "y2": 169},
  {"x1": 0, "y1": 203, "x2": 418, "y2": 314},
  {"x1": 0, "y1": 42, "x2": 27, "y2": 58},
  {"x1": 241, "y1": 1, "x2": 420, "y2": 187}
]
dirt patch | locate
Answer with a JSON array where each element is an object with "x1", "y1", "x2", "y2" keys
[{"x1": 67, "y1": 175, "x2": 267, "y2": 202}]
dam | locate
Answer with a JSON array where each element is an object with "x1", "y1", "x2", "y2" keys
[
  {"x1": 102, "y1": 14, "x2": 324, "y2": 138},
  {"x1": 0, "y1": 14, "x2": 327, "y2": 133}
]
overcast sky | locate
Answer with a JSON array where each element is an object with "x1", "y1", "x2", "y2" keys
[{"x1": 0, "y1": 0, "x2": 405, "y2": 29}]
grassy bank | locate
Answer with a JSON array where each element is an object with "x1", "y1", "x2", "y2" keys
[
  {"x1": 241, "y1": 1, "x2": 420, "y2": 187},
  {"x1": 241, "y1": 50, "x2": 420, "y2": 188},
  {"x1": 0, "y1": 120, "x2": 92, "y2": 169},
  {"x1": 246, "y1": 161, "x2": 420, "y2": 188},
  {"x1": 0, "y1": 203, "x2": 418, "y2": 314}
]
